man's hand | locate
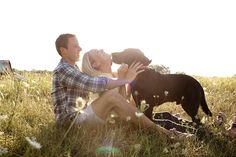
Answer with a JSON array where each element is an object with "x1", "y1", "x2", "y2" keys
[{"x1": 125, "y1": 62, "x2": 144, "y2": 83}]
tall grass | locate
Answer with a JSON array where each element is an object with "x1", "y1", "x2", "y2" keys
[{"x1": 0, "y1": 72, "x2": 235, "y2": 157}]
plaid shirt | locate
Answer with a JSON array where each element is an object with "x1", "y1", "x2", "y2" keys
[{"x1": 51, "y1": 59, "x2": 108, "y2": 123}]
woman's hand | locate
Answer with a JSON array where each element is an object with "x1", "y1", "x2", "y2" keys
[
  {"x1": 125, "y1": 62, "x2": 144, "y2": 83},
  {"x1": 117, "y1": 63, "x2": 128, "y2": 79}
]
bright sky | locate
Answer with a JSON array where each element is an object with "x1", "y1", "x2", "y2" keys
[{"x1": 1, "y1": 0, "x2": 236, "y2": 77}]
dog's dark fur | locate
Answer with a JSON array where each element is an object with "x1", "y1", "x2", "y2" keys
[{"x1": 112, "y1": 48, "x2": 213, "y2": 124}]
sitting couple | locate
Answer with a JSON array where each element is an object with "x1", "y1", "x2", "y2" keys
[{"x1": 52, "y1": 33, "x2": 196, "y2": 137}]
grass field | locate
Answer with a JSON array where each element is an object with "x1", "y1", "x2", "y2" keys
[{"x1": 0, "y1": 72, "x2": 235, "y2": 157}]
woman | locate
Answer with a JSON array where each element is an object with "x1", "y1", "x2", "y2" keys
[
  {"x1": 82, "y1": 49, "x2": 128, "y2": 101},
  {"x1": 82, "y1": 49, "x2": 197, "y2": 134}
]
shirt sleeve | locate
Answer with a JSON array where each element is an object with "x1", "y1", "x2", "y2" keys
[{"x1": 57, "y1": 65, "x2": 108, "y2": 92}]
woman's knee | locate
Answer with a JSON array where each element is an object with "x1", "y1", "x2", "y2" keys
[{"x1": 101, "y1": 90, "x2": 123, "y2": 103}]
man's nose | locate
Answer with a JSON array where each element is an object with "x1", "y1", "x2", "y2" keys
[{"x1": 78, "y1": 46, "x2": 82, "y2": 51}]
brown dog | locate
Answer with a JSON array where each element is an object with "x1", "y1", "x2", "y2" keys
[{"x1": 112, "y1": 48, "x2": 212, "y2": 124}]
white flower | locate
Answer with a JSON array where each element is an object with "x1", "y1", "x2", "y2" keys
[
  {"x1": 110, "y1": 113, "x2": 118, "y2": 118},
  {"x1": 126, "y1": 116, "x2": 131, "y2": 121},
  {"x1": 75, "y1": 97, "x2": 86, "y2": 112},
  {"x1": 181, "y1": 96, "x2": 184, "y2": 100},
  {"x1": 134, "y1": 143, "x2": 141, "y2": 151},
  {"x1": 163, "y1": 147, "x2": 169, "y2": 153},
  {"x1": 25, "y1": 137, "x2": 42, "y2": 149},
  {"x1": 182, "y1": 148, "x2": 188, "y2": 155},
  {"x1": 0, "y1": 91, "x2": 4, "y2": 99},
  {"x1": 164, "y1": 91, "x2": 169, "y2": 96},
  {"x1": 0, "y1": 147, "x2": 8, "y2": 155},
  {"x1": 201, "y1": 116, "x2": 208, "y2": 124},
  {"x1": 22, "y1": 82, "x2": 30, "y2": 88},
  {"x1": 171, "y1": 142, "x2": 181, "y2": 149},
  {"x1": 0, "y1": 115, "x2": 8, "y2": 120},
  {"x1": 140, "y1": 100, "x2": 149, "y2": 112},
  {"x1": 134, "y1": 91, "x2": 139, "y2": 96},
  {"x1": 108, "y1": 119, "x2": 116, "y2": 124},
  {"x1": 135, "y1": 112, "x2": 144, "y2": 117},
  {"x1": 0, "y1": 132, "x2": 4, "y2": 135}
]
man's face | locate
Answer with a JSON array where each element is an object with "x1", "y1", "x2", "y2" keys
[{"x1": 62, "y1": 36, "x2": 82, "y2": 62}]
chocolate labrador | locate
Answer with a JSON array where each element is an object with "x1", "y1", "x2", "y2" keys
[{"x1": 112, "y1": 48, "x2": 212, "y2": 124}]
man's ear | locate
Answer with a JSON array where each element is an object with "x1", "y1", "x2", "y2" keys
[{"x1": 60, "y1": 47, "x2": 66, "y2": 55}]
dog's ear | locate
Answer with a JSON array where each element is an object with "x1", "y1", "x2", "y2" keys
[{"x1": 148, "y1": 59, "x2": 152, "y2": 65}]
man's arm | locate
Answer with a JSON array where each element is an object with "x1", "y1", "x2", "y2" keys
[
  {"x1": 58, "y1": 65, "x2": 108, "y2": 92},
  {"x1": 105, "y1": 78, "x2": 130, "y2": 90}
]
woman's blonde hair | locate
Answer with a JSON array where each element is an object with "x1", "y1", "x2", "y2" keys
[{"x1": 82, "y1": 49, "x2": 112, "y2": 78}]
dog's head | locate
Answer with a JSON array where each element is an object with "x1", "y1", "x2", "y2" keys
[{"x1": 111, "y1": 48, "x2": 152, "y2": 66}]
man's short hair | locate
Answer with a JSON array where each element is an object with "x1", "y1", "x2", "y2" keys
[{"x1": 55, "y1": 33, "x2": 75, "y2": 56}]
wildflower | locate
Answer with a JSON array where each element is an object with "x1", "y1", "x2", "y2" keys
[
  {"x1": 201, "y1": 116, "x2": 208, "y2": 124},
  {"x1": 227, "y1": 116, "x2": 236, "y2": 138},
  {"x1": 25, "y1": 137, "x2": 42, "y2": 149},
  {"x1": 170, "y1": 142, "x2": 181, "y2": 149},
  {"x1": 0, "y1": 115, "x2": 8, "y2": 121},
  {"x1": 163, "y1": 147, "x2": 169, "y2": 153},
  {"x1": 134, "y1": 91, "x2": 138, "y2": 96},
  {"x1": 203, "y1": 88, "x2": 209, "y2": 95},
  {"x1": 0, "y1": 91, "x2": 4, "y2": 99},
  {"x1": 108, "y1": 118, "x2": 116, "y2": 124},
  {"x1": 181, "y1": 96, "x2": 184, "y2": 100},
  {"x1": 22, "y1": 81, "x2": 30, "y2": 88},
  {"x1": 182, "y1": 148, "x2": 188, "y2": 155},
  {"x1": 75, "y1": 97, "x2": 86, "y2": 113},
  {"x1": 164, "y1": 91, "x2": 169, "y2": 96},
  {"x1": 134, "y1": 143, "x2": 141, "y2": 151},
  {"x1": 0, "y1": 132, "x2": 4, "y2": 135},
  {"x1": 214, "y1": 112, "x2": 227, "y2": 126},
  {"x1": 140, "y1": 100, "x2": 149, "y2": 112},
  {"x1": 135, "y1": 112, "x2": 143, "y2": 117},
  {"x1": 126, "y1": 116, "x2": 131, "y2": 121},
  {"x1": 110, "y1": 112, "x2": 118, "y2": 118},
  {"x1": 0, "y1": 147, "x2": 8, "y2": 155}
]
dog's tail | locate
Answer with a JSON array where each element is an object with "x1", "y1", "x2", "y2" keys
[{"x1": 200, "y1": 87, "x2": 212, "y2": 116}]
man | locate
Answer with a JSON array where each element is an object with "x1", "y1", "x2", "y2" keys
[{"x1": 51, "y1": 33, "x2": 168, "y2": 134}]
